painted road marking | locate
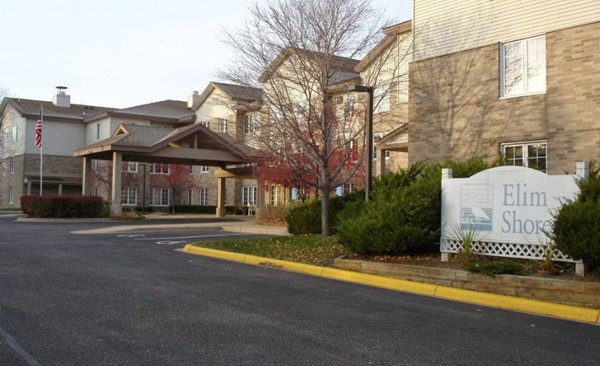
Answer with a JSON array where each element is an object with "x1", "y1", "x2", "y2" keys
[
  {"x1": 117, "y1": 234, "x2": 146, "y2": 238},
  {"x1": 156, "y1": 240, "x2": 188, "y2": 245},
  {"x1": 0, "y1": 325, "x2": 43, "y2": 366}
]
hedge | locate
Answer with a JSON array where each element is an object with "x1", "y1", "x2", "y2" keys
[{"x1": 21, "y1": 195, "x2": 105, "y2": 218}]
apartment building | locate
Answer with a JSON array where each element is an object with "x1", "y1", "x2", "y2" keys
[
  {"x1": 409, "y1": 0, "x2": 600, "y2": 174},
  {"x1": 356, "y1": 20, "x2": 412, "y2": 175},
  {"x1": 0, "y1": 89, "x2": 115, "y2": 207}
]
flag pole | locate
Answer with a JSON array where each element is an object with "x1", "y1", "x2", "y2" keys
[{"x1": 40, "y1": 105, "x2": 43, "y2": 196}]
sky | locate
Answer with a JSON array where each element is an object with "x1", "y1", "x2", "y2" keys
[{"x1": 1, "y1": 0, "x2": 412, "y2": 108}]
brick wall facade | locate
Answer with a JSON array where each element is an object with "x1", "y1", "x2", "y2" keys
[{"x1": 409, "y1": 21, "x2": 600, "y2": 174}]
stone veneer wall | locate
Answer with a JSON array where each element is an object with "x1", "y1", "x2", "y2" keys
[{"x1": 409, "y1": 21, "x2": 600, "y2": 174}]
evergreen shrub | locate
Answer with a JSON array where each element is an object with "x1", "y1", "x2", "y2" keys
[
  {"x1": 285, "y1": 191, "x2": 365, "y2": 235},
  {"x1": 553, "y1": 168, "x2": 600, "y2": 268},
  {"x1": 337, "y1": 157, "x2": 491, "y2": 255}
]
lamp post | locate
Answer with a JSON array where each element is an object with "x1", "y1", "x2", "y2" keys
[{"x1": 348, "y1": 84, "x2": 374, "y2": 202}]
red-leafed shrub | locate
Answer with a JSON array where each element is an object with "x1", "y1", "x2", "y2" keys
[{"x1": 20, "y1": 195, "x2": 105, "y2": 218}]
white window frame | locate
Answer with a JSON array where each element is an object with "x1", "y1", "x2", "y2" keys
[
  {"x1": 150, "y1": 163, "x2": 170, "y2": 175},
  {"x1": 242, "y1": 186, "x2": 257, "y2": 206},
  {"x1": 373, "y1": 133, "x2": 390, "y2": 160},
  {"x1": 218, "y1": 118, "x2": 228, "y2": 133},
  {"x1": 121, "y1": 187, "x2": 137, "y2": 206},
  {"x1": 181, "y1": 189, "x2": 194, "y2": 205},
  {"x1": 152, "y1": 188, "x2": 170, "y2": 206},
  {"x1": 11, "y1": 125, "x2": 18, "y2": 142},
  {"x1": 500, "y1": 140, "x2": 548, "y2": 173},
  {"x1": 9, "y1": 156, "x2": 15, "y2": 174},
  {"x1": 500, "y1": 35, "x2": 546, "y2": 98},
  {"x1": 244, "y1": 114, "x2": 259, "y2": 134},
  {"x1": 199, "y1": 121, "x2": 210, "y2": 129},
  {"x1": 200, "y1": 166, "x2": 210, "y2": 173},
  {"x1": 126, "y1": 161, "x2": 138, "y2": 173},
  {"x1": 199, "y1": 187, "x2": 209, "y2": 206},
  {"x1": 92, "y1": 159, "x2": 99, "y2": 173},
  {"x1": 8, "y1": 186, "x2": 14, "y2": 204}
]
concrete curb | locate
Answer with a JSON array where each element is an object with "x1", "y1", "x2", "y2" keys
[
  {"x1": 71, "y1": 223, "x2": 288, "y2": 235},
  {"x1": 182, "y1": 245, "x2": 600, "y2": 325}
]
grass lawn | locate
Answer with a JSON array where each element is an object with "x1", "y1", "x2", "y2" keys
[{"x1": 191, "y1": 235, "x2": 350, "y2": 265}]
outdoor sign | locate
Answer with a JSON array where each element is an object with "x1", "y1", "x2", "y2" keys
[{"x1": 441, "y1": 166, "x2": 579, "y2": 247}]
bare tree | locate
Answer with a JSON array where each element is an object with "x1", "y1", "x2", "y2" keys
[{"x1": 220, "y1": 0, "x2": 393, "y2": 235}]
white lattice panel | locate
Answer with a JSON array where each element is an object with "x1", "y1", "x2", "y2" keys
[{"x1": 440, "y1": 238, "x2": 575, "y2": 263}]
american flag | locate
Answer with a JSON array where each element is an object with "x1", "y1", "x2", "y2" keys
[{"x1": 35, "y1": 120, "x2": 42, "y2": 148}]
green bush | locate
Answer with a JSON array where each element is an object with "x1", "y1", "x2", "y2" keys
[
  {"x1": 285, "y1": 193, "x2": 364, "y2": 235},
  {"x1": 20, "y1": 195, "x2": 105, "y2": 218},
  {"x1": 337, "y1": 157, "x2": 491, "y2": 255},
  {"x1": 553, "y1": 201, "x2": 600, "y2": 267},
  {"x1": 467, "y1": 260, "x2": 528, "y2": 276},
  {"x1": 552, "y1": 165, "x2": 600, "y2": 268}
]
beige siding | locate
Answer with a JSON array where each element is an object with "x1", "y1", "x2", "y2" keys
[{"x1": 414, "y1": 0, "x2": 600, "y2": 61}]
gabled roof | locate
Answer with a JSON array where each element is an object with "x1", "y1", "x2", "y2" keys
[
  {"x1": 192, "y1": 82, "x2": 263, "y2": 110},
  {"x1": 74, "y1": 123, "x2": 261, "y2": 166},
  {"x1": 258, "y1": 47, "x2": 361, "y2": 85},
  {"x1": 84, "y1": 100, "x2": 196, "y2": 124},
  {"x1": 0, "y1": 97, "x2": 115, "y2": 122},
  {"x1": 355, "y1": 20, "x2": 412, "y2": 73},
  {"x1": 376, "y1": 123, "x2": 408, "y2": 151}
]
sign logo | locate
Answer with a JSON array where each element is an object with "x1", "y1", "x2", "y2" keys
[{"x1": 460, "y1": 184, "x2": 493, "y2": 232}]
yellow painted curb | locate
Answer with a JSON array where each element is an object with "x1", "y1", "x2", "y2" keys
[{"x1": 182, "y1": 245, "x2": 600, "y2": 324}]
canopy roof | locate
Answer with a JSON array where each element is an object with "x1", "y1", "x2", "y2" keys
[{"x1": 74, "y1": 123, "x2": 261, "y2": 167}]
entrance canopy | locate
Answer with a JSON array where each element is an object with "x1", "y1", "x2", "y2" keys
[
  {"x1": 74, "y1": 123, "x2": 262, "y2": 216},
  {"x1": 74, "y1": 123, "x2": 259, "y2": 166}
]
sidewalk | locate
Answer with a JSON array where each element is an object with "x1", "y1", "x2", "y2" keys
[{"x1": 70, "y1": 215, "x2": 290, "y2": 236}]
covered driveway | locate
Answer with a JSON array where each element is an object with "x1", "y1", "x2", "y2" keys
[{"x1": 74, "y1": 123, "x2": 261, "y2": 216}]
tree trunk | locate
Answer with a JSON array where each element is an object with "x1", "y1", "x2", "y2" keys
[{"x1": 321, "y1": 171, "x2": 331, "y2": 236}]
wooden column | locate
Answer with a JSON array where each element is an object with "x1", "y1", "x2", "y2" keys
[
  {"x1": 376, "y1": 148, "x2": 386, "y2": 176},
  {"x1": 216, "y1": 177, "x2": 227, "y2": 217},
  {"x1": 82, "y1": 157, "x2": 92, "y2": 195},
  {"x1": 110, "y1": 152, "x2": 122, "y2": 216}
]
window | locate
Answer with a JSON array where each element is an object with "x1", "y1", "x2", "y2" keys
[
  {"x1": 121, "y1": 187, "x2": 137, "y2": 205},
  {"x1": 244, "y1": 114, "x2": 259, "y2": 134},
  {"x1": 332, "y1": 95, "x2": 344, "y2": 104},
  {"x1": 92, "y1": 159, "x2": 99, "y2": 173},
  {"x1": 199, "y1": 121, "x2": 210, "y2": 129},
  {"x1": 150, "y1": 163, "x2": 170, "y2": 175},
  {"x1": 93, "y1": 187, "x2": 99, "y2": 196},
  {"x1": 8, "y1": 186, "x2": 14, "y2": 204},
  {"x1": 152, "y1": 188, "x2": 170, "y2": 206},
  {"x1": 11, "y1": 125, "x2": 18, "y2": 142},
  {"x1": 269, "y1": 185, "x2": 283, "y2": 206},
  {"x1": 218, "y1": 118, "x2": 228, "y2": 133},
  {"x1": 126, "y1": 162, "x2": 138, "y2": 173},
  {"x1": 199, "y1": 188, "x2": 209, "y2": 206},
  {"x1": 501, "y1": 141, "x2": 547, "y2": 172},
  {"x1": 373, "y1": 133, "x2": 390, "y2": 160},
  {"x1": 188, "y1": 165, "x2": 193, "y2": 175},
  {"x1": 9, "y1": 156, "x2": 15, "y2": 174},
  {"x1": 96, "y1": 123, "x2": 101, "y2": 140},
  {"x1": 344, "y1": 139, "x2": 359, "y2": 161},
  {"x1": 374, "y1": 84, "x2": 391, "y2": 113},
  {"x1": 242, "y1": 186, "x2": 257, "y2": 206},
  {"x1": 200, "y1": 166, "x2": 210, "y2": 173},
  {"x1": 501, "y1": 36, "x2": 546, "y2": 97},
  {"x1": 181, "y1": 189, "x2": 194, "y2": 205}
]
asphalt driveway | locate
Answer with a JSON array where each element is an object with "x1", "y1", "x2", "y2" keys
[{"x1": 0, "y1": 216, "x2": 599, "y2": 365}]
